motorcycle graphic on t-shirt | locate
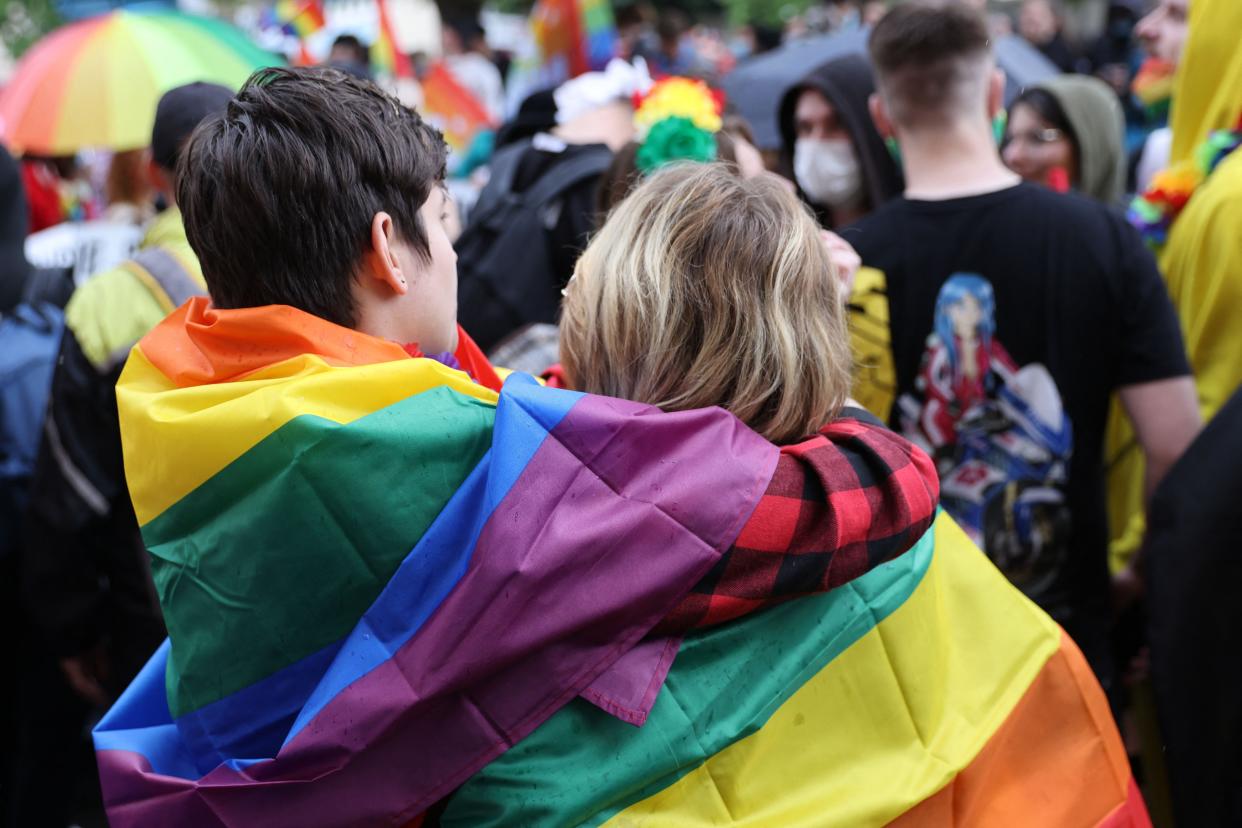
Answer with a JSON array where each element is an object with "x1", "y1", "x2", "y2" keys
[{"x1": 898, "y1": 273, "x2": 1073, "y2": 606}]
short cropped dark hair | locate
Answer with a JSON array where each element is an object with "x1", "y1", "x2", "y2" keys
[
  {"x1": 177, "y1": 67, "x2": 446, "y2": 328},
  {"x1": 869, "y1": 3, "x2": 992, "y2": 129}
]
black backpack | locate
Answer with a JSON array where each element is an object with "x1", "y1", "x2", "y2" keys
[{"x1": 456, "y1": 140, "x2": 612, "y2": 353}]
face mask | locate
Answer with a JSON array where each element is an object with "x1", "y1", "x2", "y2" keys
[{"x1": 794, "y1": 137, "x2": 863, "y2": 210}]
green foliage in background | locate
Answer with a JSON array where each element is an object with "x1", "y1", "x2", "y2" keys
[
  {"x1": 483, "y1": 0, "x2": 817, "y2": 27},
  {"x1": 2, "y1": 0, "x2": 62, "y2": 58}
]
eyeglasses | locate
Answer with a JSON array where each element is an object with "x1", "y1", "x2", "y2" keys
[{"x1": 1003, "y1": 128, "x2": 1065, "y2": 148}]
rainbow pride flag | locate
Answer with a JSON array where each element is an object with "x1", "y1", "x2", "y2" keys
[
  {"x1": 445, "y1": 514, "x2": 1149, "y2": 826},
  {"x1": 273, "y1": 0, "x2": 325, "y2": 39},
  {"x1": 93, "y1": 298, "x2": 777, "y2": 825},
  {"x1": 94, "y1": 298, "x2": 1145, "y2": 825},
  {"x1": 507, "y1": 0, "x2": 617, "y2": 111},
  {"x1": 531, "y1": 0, "x2": 617, "y2": 78},
  {"x1": 371, "y1": 0, "x2": 412, "y2": 79},
  {"x1": 421, "y1": 62, "x2": 495, "y2": 153}
]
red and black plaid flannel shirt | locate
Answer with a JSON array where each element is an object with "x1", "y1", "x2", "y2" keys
[{"x1": 656, "y1": 407, "x2": 940, "y2": 634}]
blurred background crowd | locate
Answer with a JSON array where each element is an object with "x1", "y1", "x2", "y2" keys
[{"x1": 1, "y1": 0, "x2": 1236, "y2": 825}]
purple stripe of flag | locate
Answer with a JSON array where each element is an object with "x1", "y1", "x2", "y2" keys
[{"x1": 99, "y1": 393, "x2": 776, "y2": 827}]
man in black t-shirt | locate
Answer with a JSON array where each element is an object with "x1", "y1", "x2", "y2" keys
[{"x1": 843, "y1": 3, "x2": 1201, "y2": 689}]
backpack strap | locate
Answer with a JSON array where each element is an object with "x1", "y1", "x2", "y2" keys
[
  {"x1": 522, "y1": 146, "x2": 613, "y2": 208},
  {"x1": 475, "y1": 139, "x2": 533, "y2": 208},
  {"x1": 124, "y1": 247, "x2": 206, "y2": 313}
]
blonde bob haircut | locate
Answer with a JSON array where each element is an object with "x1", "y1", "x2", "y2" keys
[{"x1": 561, "y1": 162, "x2": 852, "y2": 444}]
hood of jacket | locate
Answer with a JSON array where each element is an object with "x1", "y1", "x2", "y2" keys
[{"x1": 777, "y1": 53, "x2": 903, "y2": 224}]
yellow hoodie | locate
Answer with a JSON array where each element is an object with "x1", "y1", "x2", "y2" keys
[{"x1": 1107, "y1": 0, "x2": 1242, "y2": 566}]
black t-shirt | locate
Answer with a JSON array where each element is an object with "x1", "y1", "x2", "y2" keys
[{"x1": 844, "y1": 182, "x2": 1189, "y2": 680}]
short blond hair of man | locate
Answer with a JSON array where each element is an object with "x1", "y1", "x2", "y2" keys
[{"x1": 561, "y1": 162, "x2": 851, "y2": 444}]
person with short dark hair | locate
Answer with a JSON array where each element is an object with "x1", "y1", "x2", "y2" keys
[
  {"x1": 328, "y1": 33, "x2": 371, "y2": 76},
  {"x1": 847, "y1": 2, "x2": 1200, "y2": 692},
  {"x1": 94, "y1": 66, "x2": 948, "y2": 824},
  {"x1": 180, "y1": 71, "x2": 447, "y2": 336}
]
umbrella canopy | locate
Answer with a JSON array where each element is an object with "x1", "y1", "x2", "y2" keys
[
  {"x1": 724, "y1": 30, "x2": 1058, "y2": 151},
  {"x1": 0, "y1": 10, "x2": 279, "y2": 156}
]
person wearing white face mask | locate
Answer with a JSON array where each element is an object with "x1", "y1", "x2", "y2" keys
[
  {"x1": 778, "y1": 54, "x2": 904, "y2": 228},
  {"x1": 794, "y1": 135, "x2": 865, "y2": 214}
]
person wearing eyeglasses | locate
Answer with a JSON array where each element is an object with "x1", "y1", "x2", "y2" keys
[{"x1": 1002, "y1": 76, "x2": 1127, "y2": 205}]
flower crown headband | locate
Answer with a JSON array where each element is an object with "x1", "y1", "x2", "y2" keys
[
  {"x1": 1128, "y1": 112, "x2": 1242, "y2": 249},
  {"x1": 632, "y1": 77, "x2": 726, "y2": 174}
]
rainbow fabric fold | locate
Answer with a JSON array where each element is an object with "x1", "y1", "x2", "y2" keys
[
  {"x1": 444, "y1": 514, "x2": 1149, "y2": 827},
  {"x1": 94, "y1": 299, "x2": 776, "y2": 825},
  {"x1": 95, "y1": 298, "x2": 1144, "y2": 826}
]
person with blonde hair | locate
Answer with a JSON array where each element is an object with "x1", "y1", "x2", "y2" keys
[
  {"x1": 565, "y1": 162, "x2": 850, "y2": 442},
  {"x1": 452, "y1": 160, "x2": 1151, "y2": 825}
]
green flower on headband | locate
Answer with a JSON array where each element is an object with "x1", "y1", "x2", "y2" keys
[{"x1": 636, "y1": 116, "x2": 718, "y2": 174}]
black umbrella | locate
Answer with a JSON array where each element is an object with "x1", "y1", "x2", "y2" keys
[{"x1": 723, "y1": 30, "x2": 1059, "y2": 151}]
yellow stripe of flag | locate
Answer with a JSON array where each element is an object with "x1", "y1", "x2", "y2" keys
[{"x1": 119, "y1": 344, "x2": 499, "y2": 526}]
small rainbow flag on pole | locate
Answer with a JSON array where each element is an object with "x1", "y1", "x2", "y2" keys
[
  {"x1": 371, "y1": 0, "x2": 413, "y2": 79},
  {"x1": 273, "y1": 0, "x2": 325, "y2": 39}
]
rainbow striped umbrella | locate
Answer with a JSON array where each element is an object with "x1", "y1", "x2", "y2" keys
[{"x1": 0, "y1": 10, "x2": 280, "y2": 156}]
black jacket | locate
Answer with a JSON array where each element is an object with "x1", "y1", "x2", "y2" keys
[
  {"x1": 0, "y1": 148, "x2": 31, "y2": 314},
  {"x1": 20, "y1": 327, "x2": 164, "y2": 696},
  {"x1": 1147, "y1": 386, "x2": 1242, "y2": 827}
]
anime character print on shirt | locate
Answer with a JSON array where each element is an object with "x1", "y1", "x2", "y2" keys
[{"x1": 898, "y1": 274, "x2": 1073, "y2": 607}]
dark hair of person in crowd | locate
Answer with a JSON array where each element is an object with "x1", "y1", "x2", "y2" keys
[
  {"x1": 595, "y1": 131, "x2": 742, "y2": 220},
  {"x1": 1002, "y1": 87, "x2": 1078, "y2": 175},
  {"x1": 177, "y1": 67, "x2": 446, "y2": 329},
  {"x1": 596, "y1": 113, "x2": 767, "y2": 221},
  {"x1": 868, "y1": 2, "x2": 993, "y2": 130},
  {"x1": 1003, "y1": 76, "x2": 1127, "y2": 204},
  {"x1": 1009, "y1": 88, "x2": 1076, "y2": 143},
  {"x1": 330, "y1": 34, "x2": 370, "y2": 66},
  {"x1": 494, "y1": 88, "x2": 558, "y2": 150}
]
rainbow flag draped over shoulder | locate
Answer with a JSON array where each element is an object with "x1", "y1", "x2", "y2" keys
[
  {"x1": 93, "y1": 298, "x2": 777, "y2": 825},
  {"x1": 443, "y1": 512, "x2": 1150, "y2": 826},
  {"x1": 95, "y1": 299, "x2": 1145, "y2": 826}
]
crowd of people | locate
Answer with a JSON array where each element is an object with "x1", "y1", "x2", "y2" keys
[{"x1": 1, "y1": 0, "x2": 1240, "y2": 825}]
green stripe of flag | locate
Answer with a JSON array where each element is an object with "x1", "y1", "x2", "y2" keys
[
  {"x1": 143, "y1": 386, "x2": 495, "y2": 717},
  {"x1": 443, "y1": 526, "x2": 936, "y2": 826}
]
